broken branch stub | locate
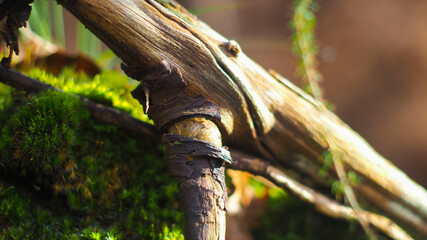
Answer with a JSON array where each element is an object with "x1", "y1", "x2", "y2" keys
[{"x1": 164, "y1": 120, "x2": 230, "y2": 239}]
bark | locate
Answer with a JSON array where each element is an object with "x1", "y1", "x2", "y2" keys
[
  {"x1": 4, "y1": 0, "x2": 427, "y2": 237},
  {"x1": 165, "y1": 119, "x2": 228, "y2": 239}
]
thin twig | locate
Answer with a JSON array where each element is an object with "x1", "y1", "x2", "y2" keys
[{"x1": 228, "y1": 150, "x2": 413, "y2": 240}]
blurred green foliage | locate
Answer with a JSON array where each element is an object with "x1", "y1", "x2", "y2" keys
[{"x1": 28, "y1": 0, "x2": 102, "y2": 57}]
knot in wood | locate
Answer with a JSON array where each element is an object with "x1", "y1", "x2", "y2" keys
[{"x1": 221, "y1": 40, "x2": 240, "y2": 57}]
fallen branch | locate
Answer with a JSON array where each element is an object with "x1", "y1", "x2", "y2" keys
[
  {"x1": 51, "y1": 1, "x2": 427, "y2": 232},
  {"x1": 0, "y1": 65, "x2": 417, "y2": 239}
]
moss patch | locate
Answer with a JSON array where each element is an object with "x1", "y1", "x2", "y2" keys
[{"x1": 0, "y1": 71, "x2": 183, "y2": 239}]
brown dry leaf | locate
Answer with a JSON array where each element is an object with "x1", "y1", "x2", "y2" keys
[
  {"x1": 34, "y1": 52, "x2": 101, "y2": 77},
  {"x1": 226, "y1": 169, "x2": 270, "y2": 240}
]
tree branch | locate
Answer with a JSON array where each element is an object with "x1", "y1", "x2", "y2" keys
[
  {"x1": 228, "y1": 150, "x2": 414, "y2": 240},
  {"x1": 52, "y1": 1, "x2": 427, "y2": 228}
]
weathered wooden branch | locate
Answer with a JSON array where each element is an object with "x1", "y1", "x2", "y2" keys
[
  {"x1": 51, "y1": 0, "x2": 427, "y2": 236},
  {"x1": 0, "y1": 65, "x2": 418, "y2": 238},
  {"x1": 3, "y1": 0, "x2": 427, "y2": 237}
]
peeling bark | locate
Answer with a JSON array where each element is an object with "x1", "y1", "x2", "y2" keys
[{"x1": 165, "y1": 119, "x2": 229, "y2": 239}]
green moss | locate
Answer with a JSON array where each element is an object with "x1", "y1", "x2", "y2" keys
[
  {"x1": 0, "y1": 83, "x2": 12, "y2": 112},
  {"x1": 24, "y1": 68, "x2": 150, "y2": 123},
  {"x1": 0, "y1": 71, "x2": 183, "y2": 239},
  {"x1": 0, "y1": 91, "x2": 87, "y2": 181}
]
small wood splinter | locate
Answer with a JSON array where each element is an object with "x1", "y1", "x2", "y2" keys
[{"x1": 143, "y1": 86, "x2": 150, "y2": 113}]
